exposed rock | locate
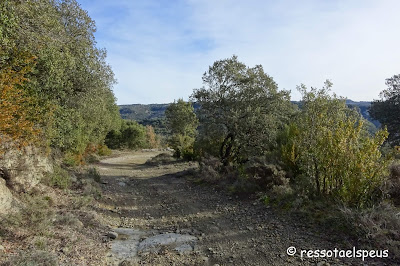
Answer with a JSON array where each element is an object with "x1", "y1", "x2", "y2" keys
[
  {"x1": 109, "y1": 228, "x2": 145, "y2": 262},
  {"x1": 0, "y1": 178, "x2": 17, "y2": 215},
  {"x1": 138, "y1": 233, "x2": 197, "y2": 253},
  {"x1": 0, "y1": 145, "x2": 53, "y2": 192}
]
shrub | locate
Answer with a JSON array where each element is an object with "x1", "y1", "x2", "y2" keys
[
  {"x1": 54, "y1": 212, "x2": 83, "y2": 228},
  {"x1": 97, "y1": 144, "x2": 112, "y2": 156},
  {"x1": 43, "y1": 166, "x2": 71, "y2": 189},
  {"x1": 87, "y1": 167, "x2": 101, "y2": 183},
  {"x1": 386, "y1": 163, "x2": 400, "y2": 206},
  {"x1": 165, "y1": 99, "x2": 198, "y2": 159},
  {"x1": 341, "y1": 202, "x2": 400, "y2": 257},
  {"x1": 282, "y1": 84, "x2": 391, "y2": 207},
  {"x1": 71, "y1": 195, "x2": 94, "y2": 210},
  {"x1": 1, "y1": 194, "x2": 55, "y2": 234},
  {"x1": 63, "y1": 151, "x2": 83, "y2": 167},
  {"x1": 198, "y1": 156, "x2": 222, "y2": 183},
  {"x1": 244, "y1": 158, "x2": 288, "y2": 190},
  {"x1": 85, "y1": 153, "x2": 100, "y2": 164}
]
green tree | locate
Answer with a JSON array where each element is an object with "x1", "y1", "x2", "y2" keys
[
  {"x1": 105, "y1": 120, "x2": 148, "y2": 150},
  {"x1": 282, "y1": 82, "x2": 391, "y2": 207},
  {"x1": 191, "y1": 56, "x2": 294, "y2": 165},
  {"x1": 120, "y1": 121, "x2": 147, "y2": 150},
  {"x1": 1, "y1": 0, "x2": 120, "y2": 158},
  {"x1": 0, "y1": 49, "x2": 40, "y2": 155},
  {"x1": 165, "y1": 99, "x2": 198, "y2": 158},
  {"x1": 370, "y1": 74, "x2": 400, "y2": 145}
]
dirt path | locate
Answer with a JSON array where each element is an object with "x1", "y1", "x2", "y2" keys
[{"x1": 94, "y1": 151, "x2": 375, "y2": 265}]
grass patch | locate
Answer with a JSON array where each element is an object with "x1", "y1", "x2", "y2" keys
[
  {"x1": 3, "y1": 250, "x2": 58, "y2": 266},
  {"x1": 0, "y1": 194, "x2": 55, "y2": 237}
]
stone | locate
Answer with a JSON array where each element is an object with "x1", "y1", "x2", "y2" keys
[
  {"x1": 110, "y1": 228, "x2": 144, "y2": 260},
  {"x1": 0, "y1": 178, "x2": 15, "y2": 214},
  {"x1": 107, "y1": 231, "x2": 119, "y2": 239},
  {"x1": 0, "y1": 145, "x2": 53, "y2": 193},
  {"x1": 175, "y1": 243, "x2": 193, "y2": 254},
  {"x1": 138, "y1": 233, "x2": 197, "y2": 253}
]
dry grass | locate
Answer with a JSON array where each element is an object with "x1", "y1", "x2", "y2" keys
[
  {"x1": 197, "y1": 156, "x2": 222, "y2": 183},
  {"x1": 386, "y1": 163, "x2": 400, "y2": 206},
  {"x1": 0, "y1": 167, "x2": 109, "y2": 265},
  {"x1": 2, "y1": 250, "x2": 58, "y2": 266},
  {"x1": 341, "y1": 202, "x2": 400, "y2": 258}
]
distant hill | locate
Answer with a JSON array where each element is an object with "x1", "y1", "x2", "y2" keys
[
  {"x1": 119, "y1": 104, "x2": 169, "y2": 121},
  {"x1": 344, "y1": 100, "x2": 380, "y2": 127},
  {"x1": 118, "y1": 100, "x2": 380, "y2": 133}
]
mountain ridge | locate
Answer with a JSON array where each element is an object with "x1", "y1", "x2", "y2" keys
[{"x1": 119, "y1": 100, "x2": 380, "y2": 132}]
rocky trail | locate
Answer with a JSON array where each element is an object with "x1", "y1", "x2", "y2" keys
[{"x1": 94, "y1": 151, "x2": 383, "y2": 265}]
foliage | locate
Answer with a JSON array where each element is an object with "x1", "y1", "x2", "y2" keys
[
  {"x1": 370, "y1": 74, "x2": 400, "y2": 145},
  {"x1": 191, "y1": 55, "x2": 295, "y2": 165},
  {"x1": 385, "y1": 163, "x2": 400, "y2": 206},
  {"x1": 105, "y1": 120, "x2": 148, "y2": 150},
  {"x1": 165, "y1": 99, "x2": 198, "y2": 158},
  {"x1": 97, "y1": 144, "x2": 112, "y2": 156},
  {"x1": 0, "y1": 49, "x2": 41, "y2": 155},
  {"x1": 43, "y1": 165, "x2": 71, "y2": 189},
  {"x1": 281, "y1": 82, "x2": 391, "y2": 207},
  {"x1": 0, "y1": 0, "x2": 120, "y2": 159},
  {"x1": 146, "y1": 125, "x2": 159, "y2": 148}
]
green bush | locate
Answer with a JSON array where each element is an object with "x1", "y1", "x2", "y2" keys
[
  {"x1": 63, "y1": 151, "x2": 82, "y2": 167},
  {"x1": 43, "y1": 166, "x2": 71, "y2": 189},
  {"x1": 281, "y1": 84, "x2": 392, "y2": 207},
  {"x1": 105, "y1": 120, "x2": 148, "y2": 150},
  {"x1": 97, "y1": 144, "x2": 112, "y2": 156}
]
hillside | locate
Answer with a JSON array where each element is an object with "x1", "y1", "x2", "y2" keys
[{"x1": 118, "y1": 100, "x2": 380, "y2": 130}]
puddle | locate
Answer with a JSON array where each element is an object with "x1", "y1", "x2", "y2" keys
[{"x1": 108, "y1": 228, "x2": 198, "y2": 264}]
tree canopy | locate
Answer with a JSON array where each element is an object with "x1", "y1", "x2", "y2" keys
[
  {"x1": 165, "y1": 99, "x2": 198, "y2": 159},
  {"x1": 281, "y1": 82, "x2": 390, "y2": 207},
  {"x1": 370, "y1": 74, "x2": 400, "y2": 145},
  {"x1": 0, "y1": 0, "x2": 120, "y2": 158},
  {"x1": 191, "y1": 55, "x2": 295, "y2": 164}
]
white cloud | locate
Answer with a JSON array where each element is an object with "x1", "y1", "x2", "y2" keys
[{"x1": 80, "y1": 0, "x2": 400, "y2": 104}]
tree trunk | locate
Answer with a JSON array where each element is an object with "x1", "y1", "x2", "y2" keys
[{"x1": 220, "y1": 133, "x2": 234, "y2": 166}]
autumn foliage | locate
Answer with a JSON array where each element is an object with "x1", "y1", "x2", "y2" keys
[{"x1": 0, "y1": 50, "x2": 40, "y2": 154}]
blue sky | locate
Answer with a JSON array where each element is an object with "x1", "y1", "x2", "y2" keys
[{"x1": 78, "y1": 0, "x2": 400, "y2": 104}]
